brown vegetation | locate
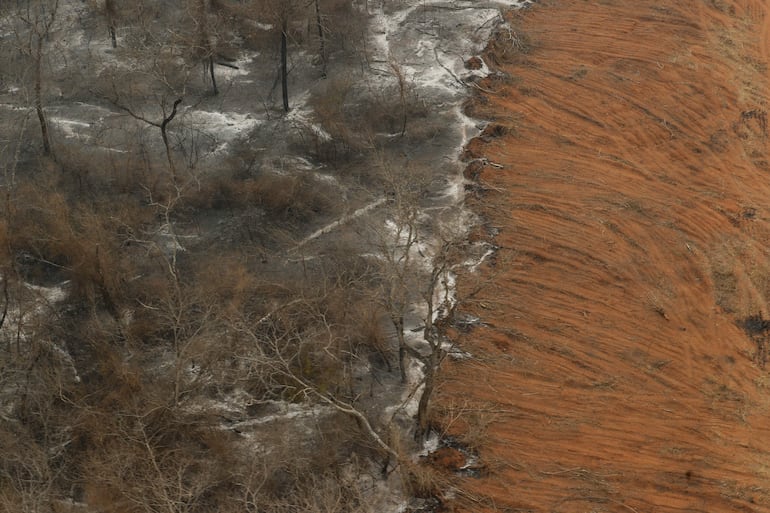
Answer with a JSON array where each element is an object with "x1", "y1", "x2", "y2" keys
[{"x1": 440, "y1": 0, "x2": 770, "y2": 511}]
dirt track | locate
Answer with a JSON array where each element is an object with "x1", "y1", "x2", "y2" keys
[{"x1": 441, "y1": 0, "x2": 770, "y2": 511}]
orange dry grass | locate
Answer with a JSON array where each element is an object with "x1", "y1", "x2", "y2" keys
[{"x1": 442, "y1": 0, "x2": 770, "y2": 511}]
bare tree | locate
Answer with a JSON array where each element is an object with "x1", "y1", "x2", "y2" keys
[
  {"x1": 228, "y1": 281, "x2": 399, "y2": 461},
  {"x1": 3, "y1": 0, "x2": 60, "y2": 158},
  {"x1": 280, "y1": 15, "x2": 290, "y2": 112},
  {"x1": 105, "y1": 90, "x2": 184, "y2": 180},
  {"x1": 258, "y1": 0, "x2": 306, "y2": 112},
  {"x1": 141, "y1": 262, "x2": 220, "y2": 407},
  {"x1": 314, "y1": 0, "x2": 327, "y2": 78},
  {"x1": 413, "y1": 237, "x2": 457, "y2": 442},
  {"x1": 84, "y1": 408, "x2": 224, "y2": 513},
  {"x1": 0, "y1": 317, "x2": 76, "y2": 512},
  {"x1": 0, "y1": 417, "x2": 62, "y2": 513},
  {"x1": 105, "y1": 0, "x2": 118, "y2": 48},
  {"x1": 189, "y1": 0, "x2": 220, "y2": 95},
  {"x1": 368, "y1": 158, "x2": 481, "y2": 442},
  {"x1": 96, "y1": 6, "x2": 225, "y2": 181},
  {"x1": 389, "y1": 59, "x2": 409, "y2": 137},
  {"x1": 369, "y1": 157, "x2": 434, "y2": 384}
]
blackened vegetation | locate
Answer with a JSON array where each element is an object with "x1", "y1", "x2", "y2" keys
[
  {"x1": 733, "y1": 109, "x2": 768, "y2": 139},
  {"x1": 0, "y1": 0, "x2": 517, "y2": 510},
  {"x1": 427, "y1": 435, "x2": 486, "y2": 478},
  {"x1": 739, "y1": 314, "x2": 770, "y2": 367}
]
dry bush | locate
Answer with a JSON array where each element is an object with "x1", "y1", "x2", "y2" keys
[
  {"x1": 360, "y1": 77, "x2": 429, "y2": 136},
  {"x1": 83, "y1": 410, "x2": 232, "y2": 513},
  {"x1": 72, "y1": 336, "x2": 146, "y2": 416},
  {"x1": 255, "y1": 172, "x2": 337, "y2": 222},
  {"x1": 309, "y1": 76, "x2": 370, "y2": 162},
  {"x1": 323, "y1": 0, "x2": 368, "y2": 53},
  {"x1": 483, "y1": 23, "x2": 533, "y2": 67},
  {"x1": 13, "y1": 399, "x2": 229, "y2": 513},
  {"x1": 5, "y1": 180, "x2": 73, "y2": 279},
  {"x1": 271, "y1": 470, "x2": 366, "y2": 513},
  {"x1": 5, "y1": 175, "x2": 146, "y2": 315},
  {"x1": 216, "y1": 256, "x2": 388, "y2": 403},
  {"x1": 308, "y1": 71, "x2": 432, "y2": 165},
  {"x1": 255, "y1": 297, "x2": 354, "y2": 397},
  {"x1": 0, "y1": 330, "x2": 80, "y2": 511},
  {"x1": 184, "y1": 168, "x2": 339, "y2": 224},
  {"x1": 313, "y1": 250, "x2": 394, "y2": 370},
  {"x1": 189, "y1": 253, "x2": 257, "y2": 314},
  {"x1": 440, "y1": 408, "x2": 497, "y2": 454},
  {"x1": 401, "y1": 460, "x2": 450, "y2": 500},
  {"x1": 222, "y1": 417, "x2": 378, "y2": 513},
  {"x1": 233, "y1": 20, "x2": 274, "y2": 52},
  {"x1": 54, "y1": 143, "x2": 152, "y2": 199},
  {"x1": 345, "y1": 300, "x2": 392, "y2": 366},
  {"x1": 225, "y1": 1, "x2": 308, "y2": 52}
]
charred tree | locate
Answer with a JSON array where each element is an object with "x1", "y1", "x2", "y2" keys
[
  {"x1": 194, "y1": 0, "x2": 218, "y2": 95},
  {"x1": 314, "y1": 0, "x2": 327, "y2": 78},
  {"x1": 106, "y1": 0, "x2": 117, "y2": 48},
  {"x1": 108, "y1": 95, "x2": 183, "y2": 179},
  {"x1": 33, "y1": 35, "x2": 52, "y2": 157},
  {"x1": 13, "y1": 0, "x2": 60, "y2": 159},
  {"x1": 281, "y1": 18, "x2": 289, "y2": 112}
]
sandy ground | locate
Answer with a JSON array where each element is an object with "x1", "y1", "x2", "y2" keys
[{"x1": 439, "y1": 0, "x2": 770, "y2": 511}]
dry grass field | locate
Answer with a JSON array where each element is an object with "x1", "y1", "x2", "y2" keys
[{"x1": 441, "y1": 0, "x2": 770, "y2": 511}]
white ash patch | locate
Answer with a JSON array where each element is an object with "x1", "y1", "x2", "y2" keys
[
  {"x1": 0, "y1": 103, "x2": 29, "y2": 111},
  {"x1": 385, "y1": 348, "x2": 426, "y2": 419},
  {"x1": 153, "y1": 224, "x2": 199, "y2": 256},
  {"x1": 463, "y1": 55, "x2": 491, "y2": 80},
  {"x1": 465, "y1": 245, "x2": 496, "y2": 273},
  {"x1": 310, "y1": 170, "x2": 338, "y2": 184},
  {"x1": 455, "y1": 103, "x2": 485, "y2": 153},
  {"x1": 271, "y1": 154, "x2": 317, "y2": 172},
  {"x1": 0, "y1": 280, "x2": 79, "y2": 398},
  {"x1": 215, "y1": 51, "x2": 258, "y2": 79},
  {"x1": 285, "y1": 93, "x2": 334, "y2": 142},
  {"x1": 26, "y1": 282, "x2": 68, "y2": 304},
  {"x1": 50, "y1": 117, "x2": 92, "y2": 139},
  {"x1": 230, "y1": 401, "x2": 333, "y2": 429},
  {"x1": 251, "y1": 21, "x2": 274, "y2": 31},
  {"x1": 0, "y1": 280, "x2": 69, "y2": 347},
  {"x1": 418, "y1": 431, "x2": 441, "y2": 457},
  {"x1": 182, "y1": 109, "x2": 260, "y2": 141},
  {"x1": 183, "y1": 388, "x2": 255, "y2": 419},
  {"x1": 444, "y1": 341, "x2": 472, "y2": 360},
  {"x1": 296, "y1": 198, "x2": 387, "y2": 249}
]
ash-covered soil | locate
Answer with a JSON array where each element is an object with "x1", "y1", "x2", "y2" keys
[{"x1": 0, "y1": 1, "x2": 534, "y2": 512}]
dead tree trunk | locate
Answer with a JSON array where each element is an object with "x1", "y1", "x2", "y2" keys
[
  {"x1": 414, "y1": 248, "x2": 454, "y2": 443},
  {"x1": 107, "y1": 94, "x2": 183, "y2": 179},
  {"x1": 208, "y1": 56, "x2": 218, "y2": 95},
  {"x1": 34, "y1": 37, "x2": 52, "y2": 158},
  {"x1": 415, "y1": 346, "x2": 439, "y2": 442},
  {"x1": 106, "y1": 0, "x2": 117, "y2": 47},
  {"x1": 393, "y1": 315, "x2": 407, "y2": 383},
  {"x1": 19, "y1": 0, "x2": 60, "y2": 160},
  {"x1": 108, "y1": 25, "x2": 117, "y2": 47},
  {"x1": 389, "y1": 61, "x2": 408, "y2": 137},
  {"x1": 195, "y1": 0, "x2": 218, "y2": 95},
  {"x1": 160, "y1": 98, "x2": 183, "y2": 179},
  {"x1": 314, "y1": 0, "x2": 327, "y2": 78},
  {"x1": 281, "y1": 19, "x2": 289, "y2": 112}
]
